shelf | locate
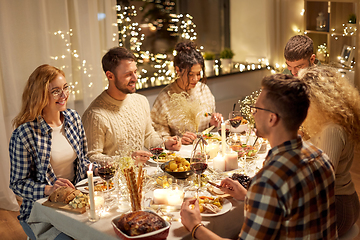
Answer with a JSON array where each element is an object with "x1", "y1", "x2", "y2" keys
[{"x1": 304, "y1": 0, "x2": 357, "y2": 65}]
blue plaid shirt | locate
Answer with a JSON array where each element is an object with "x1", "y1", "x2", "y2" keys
[{"x1": 9, "y1": 109, "x2": 91, "y2": 222}]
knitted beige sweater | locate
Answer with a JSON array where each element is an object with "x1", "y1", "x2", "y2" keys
[
  {"x1": 82, "y1": 91, "x2": 162, "y2": 162},
  {"x1": 310, "y1": 123, "x2": 355, "y2": 196}
]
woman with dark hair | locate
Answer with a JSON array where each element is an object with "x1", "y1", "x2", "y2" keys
[
  {"x1": 299, "y1": 66, "x2": 360, "y2": 237},
  {"x1": 151, "y1": 41, "x2": 222, "y2": 144},
  {"x1": 9, "y1": 64, "x2": 94, "y2": 240}
]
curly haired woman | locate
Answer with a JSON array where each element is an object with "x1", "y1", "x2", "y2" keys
[{"x1": 299, "y1": 66, "x2": 360, "y2": 236}]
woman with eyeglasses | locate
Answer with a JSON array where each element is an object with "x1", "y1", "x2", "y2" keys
[
  {"x1": 9, "y1": 64, "x2": 93, "y2": 240},
  {"x1": 299, "y1": 66, "x2": 360, "y2": 237}
]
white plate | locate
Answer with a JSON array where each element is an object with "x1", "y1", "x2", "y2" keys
[
  {"x1": 200, "y1": 198, "x2": 232, "y2": 217},
  {"x1": 75, "y1": 176, "x2": 115, "y2": 193}
]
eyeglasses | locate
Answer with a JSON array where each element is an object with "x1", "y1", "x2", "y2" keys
[
  {"x1": 50, "y1": 86, "x2": 70, "y2": 99},
  {"x1": 249, "y1": 105, "x2": 279, "y2": 116}
]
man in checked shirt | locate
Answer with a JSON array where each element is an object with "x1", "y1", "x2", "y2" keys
[{"x1": 180, "y1": 74, "x2": 337, "y2": 239}]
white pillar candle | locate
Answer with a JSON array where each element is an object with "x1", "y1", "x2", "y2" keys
[
  {"x1": 206, "y1": 143, "x2": 219, "y2": 159},
  {"x1": 94, "y1": 195, "x2": 105, "y2": 209},
  {"x1": 213, "y1": 154, "x2": 225, "y2": 172},
  {"x1": 221, "y1": 122, "x2": 226, "y2": 155},
  {"x1": 153, "y1": 189, "x2": 169, "y2": 205},
  {"x1": 87, "y1": 164, "x2": 96, "y2": 219},
  {"x1": 225, "y1": 151, "x2": 238, "y2": 171},
  {"x1": 167, "y1": 190, "x2": 184, "y2": 206}
]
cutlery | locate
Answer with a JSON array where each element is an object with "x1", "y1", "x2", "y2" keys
[
  {"x1": 207, "y1": 180, "x2": 233, "y2": 191},
  {"x1": 76, "y1": 180, "x2": 101, "y2": 188}
]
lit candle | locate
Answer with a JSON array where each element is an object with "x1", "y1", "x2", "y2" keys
[
  {"x1": 213, "y1": 153, "x2": 225, "y2": 171},
  {"x1": 167, "y1": 190, "x2": 184, "y2": 206},
  {"x1": 221, "y1": 121, "x2": 226, "y2": 155},
  {"x1": 206, "y1": 143, "x2": 219, "y2": 159},
  {"x1": 87, "y1": 163, "x2": 96, "y2": 219},
  {"x1": 153, "y1": 189, "x2": 169, "y2": 205},
  {"x1": 225, "y1": 151, "x2": 238, "y2": 171}
]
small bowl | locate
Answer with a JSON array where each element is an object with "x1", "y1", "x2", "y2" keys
[
  {"x1": 161, "y1": 159, "x2": 194, "y2": 179},
  {"x1": 111, "y1": 210, "x2": 170, "y2": 240}
]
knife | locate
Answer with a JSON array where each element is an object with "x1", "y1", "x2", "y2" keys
[{"x1": 76, "y1": 179, "x2": 101, "y2": 188}]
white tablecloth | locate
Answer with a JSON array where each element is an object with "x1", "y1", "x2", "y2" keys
[{"x1": 28, "y1": 143, "x2": 267, "y2": 240}]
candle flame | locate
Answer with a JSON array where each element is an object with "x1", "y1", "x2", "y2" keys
[{"x1": 88, "y1": 163, "x2": 93, "y2": 171}]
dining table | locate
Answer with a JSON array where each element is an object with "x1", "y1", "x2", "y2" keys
[{"x1": 27, "y1": 139, "x2": 268, "y2": 240}]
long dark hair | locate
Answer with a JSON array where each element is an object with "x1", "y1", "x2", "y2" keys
[{"x1": 173, "y1": 41, "x2": 206, "y2": 90}]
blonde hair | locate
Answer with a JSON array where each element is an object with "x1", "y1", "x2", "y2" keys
[
  {"x1": 298, "y1": 66, "x2": 360, "y2": 142},
  {"x1": 12, "y1": 64, "x2": 65, "y2": 128}
]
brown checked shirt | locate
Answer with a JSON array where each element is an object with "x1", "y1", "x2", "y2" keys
[{"x1": 239, "y1": 137, "x2": 337, "y2": 240}]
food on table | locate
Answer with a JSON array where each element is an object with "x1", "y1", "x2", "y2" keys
[
  {"x1": 164, "y1": 156, "x2": 191, "y2": 172},
  {"x1": 123, "y1": 166, "x2": 144, "y2": 211},
  {"x1": 68, "y1": 193, "x2": 89, "y2": 209},
  {"x1": 194, "y1": 196, "x2": 224, "y2": 214},
  {"x1": 151, "y1": 152, "x2": 176, "y2": 162},
  {"x1": 116, "y1": 211, "x2": 167, "y2": 236},
  {"x1": 231, "y1": 173, "x2": 251, "y2": 189},
  {"x1": 156, "y1": 175, "x2": 172, "y2": 188},
  {"x1": 202, "y1": 133, "x2": 221, "y2": 142},
  {"x1": 230, "y1": 144, "x2": 258, "y2": 158},
  {"x1": 48, "y1": 186, "x2": 82, "y2": 204},
  {"x1": 84, "y1": 179, "x2": 114, "y2": 192},
  {"x1": 229, "y1": 116, "x2": 248, "y2": 128}
]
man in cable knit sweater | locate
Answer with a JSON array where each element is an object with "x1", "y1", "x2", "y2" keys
[{"x1": 82, "y1": 47, "x2": 181, "y2": 163}]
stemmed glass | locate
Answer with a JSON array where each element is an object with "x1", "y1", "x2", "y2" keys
[
  {"x1": 98, "y1": 156, "x2": 117, "y2": 209},
  {"x1": 229, "y1": 111, "x2": 243, "y2": 129},
  {"x1": 149, "y1": 139, "x2": 165, "y2": 173},
  {"x1": 190, "y1": 149, "x2": 208, "y2": 198}
]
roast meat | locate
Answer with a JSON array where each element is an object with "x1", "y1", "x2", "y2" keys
[{"x1": 117, "y1": 211, "x2": 167, "y2": 236}]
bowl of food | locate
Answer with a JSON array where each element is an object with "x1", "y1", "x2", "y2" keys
[
  {"x1": 161, "y1": 157, "x2": 194, "y2": 179},
  {"x1": 230, "y1": 144, "x2": 258, "y2": 158},
  {"x1": 228, "y1": 118, "x2": 248, "y2": 133},
  {"x1": 112, "y1": 210, "x2": 170, "y2": 240}
]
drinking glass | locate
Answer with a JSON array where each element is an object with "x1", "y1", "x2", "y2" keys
[
  {"x1": 98, "y1": 156, "x2": 117, "y2": 209},
  {"x1": 190, "y1": 151, "x2": 208, "y2": 198},
  {"x1": 150, "y1": 139, "x2": 165, "y2": 173},
  {"x1": 229, "y1": 111, "x2": 243, "y2": 129}
]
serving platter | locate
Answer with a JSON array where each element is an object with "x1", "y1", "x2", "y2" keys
[
  {"x1": 75, "y1": 176, "x2": 115, "y2": 193},
  {"x1": 200, "y1": 198, "x2": 232, "y2": 217}
]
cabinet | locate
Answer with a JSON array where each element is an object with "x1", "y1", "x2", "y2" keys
[{"x1": 304, "y1": 0, "x2": 358, "y2": 68}]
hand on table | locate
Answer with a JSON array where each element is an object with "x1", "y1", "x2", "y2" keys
[
  {"x1": 180, "y1": 198, "x2": 202, "y2": 232},
  {"x1": 165, "y1": 136, "x2": 181, "y2": 151},
  {"x1": 132, "y1": 150, "x2": 153, "y2": 165},
  {"x1": 220, "y1": 178, "x2": 247, "y2": 201},
  {"x1": 209, "y1": 112, "x2": 223, "y2": 128},
  {"x1": 45, "y1": 178, "x2": 75, "y2": 196},
  {"x1": 181, "y1": 132, "x2": 197, "y2": 145}
]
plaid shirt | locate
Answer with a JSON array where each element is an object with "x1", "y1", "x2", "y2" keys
[
  {"x1": 9, "y1": 109, "x2": 91, "y2": 222},
  {"x1": 151, "y1": 81, "x2": 215, "y2": 136},
  {"x1": 239, "y1": 137, "x2": 337, "y2": 240}
]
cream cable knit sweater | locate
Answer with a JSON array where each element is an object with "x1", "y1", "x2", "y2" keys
[{"x1": 82, "y1": 91, "x2": 162, "y2": 162}]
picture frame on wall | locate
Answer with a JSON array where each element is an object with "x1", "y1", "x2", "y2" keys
[{"x1": 340, "y1": 45, "x2": 355, "y2": 66}]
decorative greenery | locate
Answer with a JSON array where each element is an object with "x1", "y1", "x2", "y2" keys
[
  {"x1": 220, "y1": 48, "x2": 234, "y2": 59},
  {"x1": 203, "y1": 52, "x2": 215, "y2": 60},
  {"x1": 348, "y1": 14, "x2": 356, "y2": 24},
  {"x1": 238, "y1": 90, "x2": 261, "y2": 126}
]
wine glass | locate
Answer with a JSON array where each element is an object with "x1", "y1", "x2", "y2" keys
[
  {"x1": 229, "y1": 111, "x2": 243, "y2": 130},
  {"x1": 149, "y1": 139, "x2": 165, "y2": 173},
  {"x1": 190, "y1": 151, "x2": 208, "y2": 198},
  {"x1": 98, "y1": 156, "x2": 117, "y2": 208}
]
